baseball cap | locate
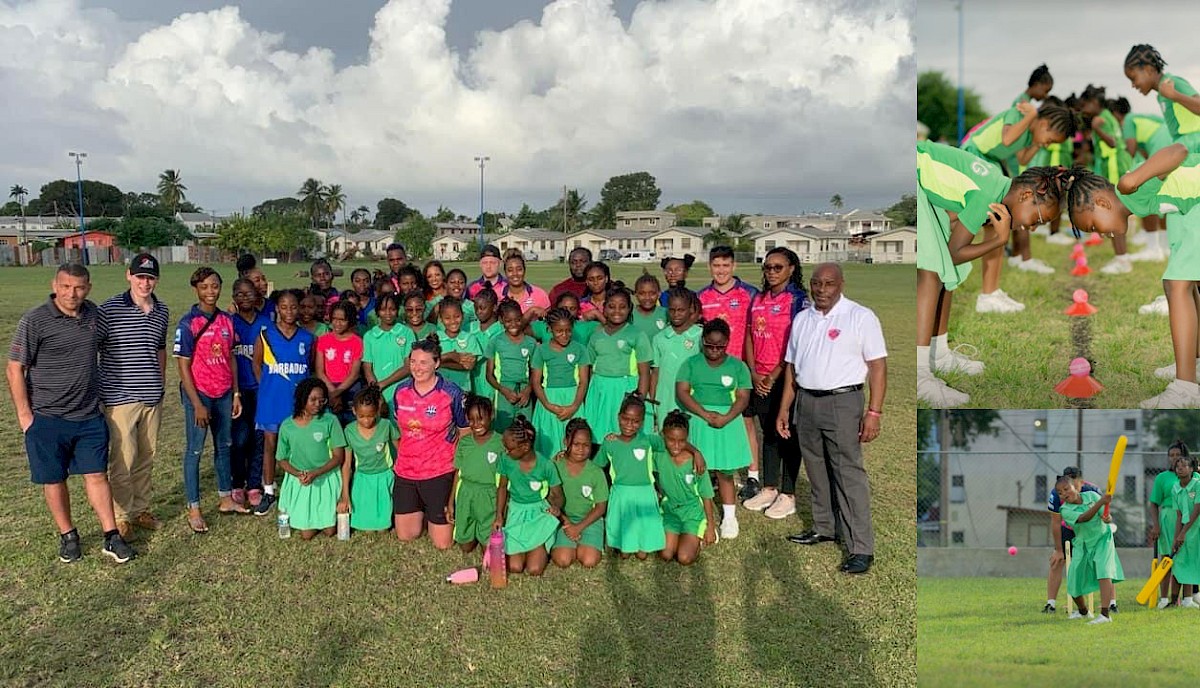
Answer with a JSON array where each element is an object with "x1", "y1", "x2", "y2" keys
[
  {"x1": 480, "y1": 244, "x2": 501, "y2": 259},
  {"x1": 1062, "y1": 466, "x2": 1082, "y2": 479},
  {"x1": 130, "y1": 253, "x2": 160, "y2": 278}
]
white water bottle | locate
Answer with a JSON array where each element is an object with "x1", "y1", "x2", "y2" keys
[
  {"x1": 277, "y1": 511, "x2": 291, "y2": 539},
  {"x1": 337, "y1": 512, "x2": 350, "y2": 541}
]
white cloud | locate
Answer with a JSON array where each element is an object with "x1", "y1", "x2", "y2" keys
[{"x1": 2, "y1": 0, "x2": 913, "y2": 214}]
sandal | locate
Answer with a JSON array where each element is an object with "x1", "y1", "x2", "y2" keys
[
  {"x1": 188, "y1": 512, "x2": 209, "y2": 534},
  {"x1": 218, "y1": 500, "x2": 250, "y2": 515}
]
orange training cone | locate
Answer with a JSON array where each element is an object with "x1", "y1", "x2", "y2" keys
[
  {"x1": 1071, "y1": 256, "x2": 1091, "y2": 276},
  {"x1": 1085, "y1": 231, "x2": 1104, "y2": 246},
  {"x1": 1055, "y1": 357, "x2": 1104, "y2": 398},
  {"x1": 1064, "y1": 288, "x2": 1098, "y2": 316},
  {"x1": 1070, "y1": 243, "x2": 1086, "y2": 260}
]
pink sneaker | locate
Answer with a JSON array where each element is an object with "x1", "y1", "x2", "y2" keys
[
  {"x1": 247, "y1": 489, "x2": 263, "y2": 507},
  {"x1": 231, "y1": 489, "x2": 247, "y2": 506}
]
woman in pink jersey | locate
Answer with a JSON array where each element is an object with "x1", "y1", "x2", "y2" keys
[{"x1": 391, "y1": 334, "x2": 468, "y2": 549}]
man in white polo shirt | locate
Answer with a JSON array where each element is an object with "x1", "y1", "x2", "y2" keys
[{"x1": 775, "y1": 263, "x2": 887, "y2": 575}]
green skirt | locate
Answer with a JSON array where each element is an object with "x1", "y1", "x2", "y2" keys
[
  {"x1": 1163, "y1": 211, "x2": 1200, "y2": 281},
  {"x1": 585, "y1": 375, "x2": 637, "y2": 441},
  {"x1": 917, "y1": 187, "x2": 972, "y2": 291},
  {"x1": 662, "y1": 498, "x2": 707, "y2": 537},
  {"x1": 1158, "y1": 506, "x2": 1179, "y2": 557},
  {"x1": 280, "y1": 470, "x2": 342, "y2": 531},
  {"x1": 454, "y1": 480, "x2": 497, "y2": 546},
  {"x1": 533, "y1": 386, "x2": 578, "y2": 460},
  {"x1": 553, "y1": 518, "x2": 605, "y2": 551},
  {"x1": 1066, "y1": 534, "x2": 1125, "y2": 597},
  {"x1": 503, "y1": 499, "x2": 559, "y2": 555},
  {"x1": 688, "y1": 403, "x2": 751, "y2": 472},
  {"x1": 1174, "y1": 516, "x2": 1200, "y2": 585},
  {"x1": 606, "y1": 484, "x2": 665, "y2": 553},
  {"x1": 349, "y1": 469, "x2": 393, "y2": 531},
  {"x1": 494, "y1": 381, "x2": 532, "y2": 432}
]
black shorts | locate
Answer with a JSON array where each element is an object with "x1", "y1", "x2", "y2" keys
[
  {"x1": 26, "y1": 414, "x2": 109, "y2": 484},
  {"x1": 1061, "y1": 526, "x2": 1075, "y2": 547},
  {"x1": 392, "y1": 471, "x2": 454, "y2": 525}
]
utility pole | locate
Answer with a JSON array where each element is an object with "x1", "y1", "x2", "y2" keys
[
  {"x1": 69, "y1": 151, "x2": 88, "y2": 264},
  {"x1": 1076, "y1": 409, "x2": 1083, "y2": 472},
  {"x1": 939, "y1": 410, "x2": 950, "y2": 547},
  {"x1": 562, "y1": 185, "x2": 568, "y2": 233}
]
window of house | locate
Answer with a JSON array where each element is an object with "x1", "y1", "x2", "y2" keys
[
  {"x1": 950, "y1": 475, "x2": 965, "y2": 503},
  {"x1": 624, "y1": 219, "x2": 631, "y2": 227},
  {"x1": 1124, "y1": 475, "x2": 1137, "y2": 502},
  {"x1": 681, "y1": 238, "x2": 691, "y2": 249},
  {"x1": 1035, "y1": 475, "x2": 1047, "y2": 504},
  {"x1": 765, "y1": 240, "x2": 776, "y2": 250},
  {"x1": 952, "y1": 531, "x2": 965, "y2": 545},
  {"x1": 649, "y1": 218, "x2": 656, "y2": 226},
  {"x1": 764, "y1": 221, "x2": 772, "y2": 229}
]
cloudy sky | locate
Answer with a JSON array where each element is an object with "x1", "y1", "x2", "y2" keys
[
  {"x1": 1, "y1": 0, "x2": 913, "y2": 220},
  {"x1": 918, "y1": 0, "x2": 1200, "y2": 120}
]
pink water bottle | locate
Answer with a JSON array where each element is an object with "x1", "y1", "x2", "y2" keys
[
  {"x1": 488, "y1": 530, "x2": 507, "y2": 589},
  {"x1": 446, "y1": 567, "x2": 480, "y2": 585}
]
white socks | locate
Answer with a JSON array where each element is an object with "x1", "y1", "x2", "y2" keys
[
  {"x1": 918, "y1": 345, "x2": 932, "y2": 373},
  {"x1": 1046, "y1": 599, "x2": 1056, "y2": 608},
  {"x1": 264, "y1": 483, "x2": 276, "y2": 496},
  {"x1": 747, "y1": 470, "x2": 759, "y2": 481},
  {"x1": 723, "y1": 504, "x2": 736, "y2": 521}
]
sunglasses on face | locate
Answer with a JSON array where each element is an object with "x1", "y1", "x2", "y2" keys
[{"x1": 762, "y1": 263, "x2": 787, "y2": 273}]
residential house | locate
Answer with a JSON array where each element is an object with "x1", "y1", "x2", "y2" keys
[
  {"x1": 176, "y1": 212, "x2": 229, "y2": 240},
  {"x1": 63, "y1": 230, "x2": 116, "y2": 249},
  {"x1": 432, "y1": 221, "x2": 481, "y2": 237},
  {"x1": 868, "y1": 227, "x2": 916, "y2": 264},
  {"x1": 432, "y1": 233, "x2": 498, "y2": 261},
  {"x1": 648, "y1": 226, "x2": 704, "y2": 257},
  {"x1": 564, "y1": 230, "x2": 652, "y2": 256},
  {"x1": 839, "y1": 209, "x2": 892, "y2": 237},
  {"x1": 614, "y1": 210, "x2": 676, "y2": 231},
  {"x1": 493, "y1": 229, "x2": 568, "y2": 261},
  {"x1": 751, "y1": 227, "x2": 851, "y2": 263},
  {"x1": 329, "y1": 229, "x2": 396, "y2": 258},
  {"x1": 703, "y1": 214, "x2": 840, "y2": 232}
]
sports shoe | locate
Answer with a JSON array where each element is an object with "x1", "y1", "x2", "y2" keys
[
  {"x1": 1130, "y1": 231, "x2": 1149, "y2": 246},
  {"x1": 1041, "y1": 603, "x2": 1056, "y2": 614},
  {"x1": 1045, "y1": 232, "x2": 1076, "y2": 245},
  {"x1": 1140, "y1": 295, "x2": 1169, "y2": 316},
  {"x1": 737, "y1": 476, "x2": 761, "y2": 501},
  {"x1": 917, "y1": 369, "x2": 969, "y2": 407},
  {"x1": 1128, "y1": 246, "x2": 1167, "y2": 262},
  {"x1": 248, "y1": 489, "x2": 264, "y2": 507},
  {"x1": 1014, "y1": 257, "x2": 1055, "y2": 274},
  {"x1": 102, "y1": 533, "x2": 136, "y2": 564},
  {"x1": 1158, "y1": 597, "x2": 1172, "y2": 609},
  {"x1": 932, "y1": 343, "x2": 985, "y2": 376},
  {"x1": 764, "y1": 493, "x2": 796, "y2": 519},
  {"x1": 1154, "y1": 360, "x2": 1200, "y2": 380},
  {"x1": 1109, "y1": 602, "x2": 1118, "y2": 614},
  {"x1": 253, "y1": 492, "x2": 277, "y2": 516},
  {"x1": 1087, "y1": 615, "x2": 1112, "y2": 625},
  {"x1": 743, "y1": 487, "x2": 779, "y2": 512},
  {"x1": 719, "y1": 517, "x2": 740, "y2": 540},
  {"x1": 1182, "y1": 598, "x2": 1200, "y2": 609},
  {"x1": 59, "y1": 529, "x2": 82, "y2": 563},
  {"x1": 1140, "y1": 379, "x2": 1200, "y2": 409},
  {"x1": 1067, "y1": 610, "x2": 1094, "y2": 620},
  {"x1": 1100, "y1": 256, "x2": 1133, "y2": 274},
  {"x1": 975, "y1": 290, "x2": 1025, "y2": 314}
]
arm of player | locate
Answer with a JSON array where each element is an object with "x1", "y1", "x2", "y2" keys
[
  {"x1": 947, "y1": 205, "x2": 1011, "y2": 264},
  {"x1": 1118, "y1": 143, "x2": 1188, "y2": 194},
  {"x1": 1074, "y1": 493, "x2": 1111, "y2": 523},
  {"x1": 1160, "y1": 78, "x2": 1200, "y2": 117}
]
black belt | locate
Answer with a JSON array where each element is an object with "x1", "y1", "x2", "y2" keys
[{"x1": 800, "y1": 384, "x2": 863, "y2": 397}]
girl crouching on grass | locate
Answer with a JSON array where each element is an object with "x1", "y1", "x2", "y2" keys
[
  {"x1": 656, "y1": 410, "x2": 717, "y2": 565},
  {"x1": 551, "y1": 420, "x2": 608, "y2": 569},
  {"x1": 493, "y1": 415, "x2": 564, "y2": 576},
  {"x1": 277, "y1": 378, "x2": 348, "y2": 540}
]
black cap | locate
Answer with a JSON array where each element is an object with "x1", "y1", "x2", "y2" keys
[
  {"x1": 1062, "y1": 466, "x2": 1082, "y2": 478},
  {"x1": 480, "y1": 244, "x2": 501, "y2": 259},
  {"x1": 129, "y1": 253, "x2": 160, "y2": 277}
]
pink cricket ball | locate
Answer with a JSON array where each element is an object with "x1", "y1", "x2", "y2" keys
[
  {"x1": 1072, "y1": 289, "x2": 1089, "y2": 304},
  {"x1": 1075, "y1": 256, "x2": 1087, "y2": 267},
  {"x1": 1008, "y1": 546, "x2": 1018, "y2": 556},
  {"x1": 1068, "y1": 357, "x2": 1091, "y2": 377}
]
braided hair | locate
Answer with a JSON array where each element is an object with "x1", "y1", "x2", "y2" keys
[
  {"x1": 464, "y1": 393, "x2": 495, "y2": 421},
  {"x1": 635, "y1": 271, "x2": 661, "y2": 292},
  {"x1": 352, "y1": 384, "x2": 383, "y2": 412},
  {"x1": 664, "y1": 285, "x2": 702, "y2": 324},
  {"x1": 506, "y1": 414, "x2": 536, "y2": 447},
  {"x1": 1011, "y1": 166, "x2": 1072, "y2": 209},
  {"x1": 1028, "y1": 63, "x2": 1052, "y2": 88},
  {"x1": 292, "y1": 378, "x2": 329, "y2": 419},
  {"x1": 472, "y1": 283, "x2": 499, "y2": 307},
  {"x1": 1037, "y1": 103, "x2": 1079, "y2": 138},
  {"x1": 1110, "y1": 97, "x2": 1131, "y2": 118},
  {"x1": 605, "y1": 280, "x2": 634, "y2": 309},
  {"x1": 563, "y1": 418, "x2": 593, "y2": 449},
  {"x1": 618, "y1": 391, "x2": 647, "y2": 417},
  {"x1": 1063, "y1": 165, "x2": 1111, "y2": 213},
  {"x1": 1125, "y1": 44, "x2": 1166, "y2": 73},
  {"x1": 661, "y1": 409, "x2": 690, "y2": 433},
  {"x1": 1079, "y1": 84, "x2": 1106, "y2": 105},
  {"x1": 497, "y1": 297, "x2": 523, "y2": 321},
  {"x1": 544, "y1": 306, "x2": 574, "y2": 332}
]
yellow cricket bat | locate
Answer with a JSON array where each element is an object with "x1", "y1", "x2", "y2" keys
[
  {"x1": 1146, "y1": 558, "x2": 1160, "y2": 607},
  {"x1": 1104, "y1": 435, "x2": 1128, "y2": 520},
  {"x1": 1137, "y1": 555, "x2": 1176, "y2": 605}
]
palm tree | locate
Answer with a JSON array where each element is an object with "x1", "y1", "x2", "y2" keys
[
  {"x1": 704, "y1": 213, "x2": 747, "y2": 248},
  {"x1": 297, "y1": 178, "x2": 325, "y2": 229},
  {"x1": 157, "y1": 169, "x2": 187, "y2": 216},
  {"x1": 555, "y1": 189, "x2": 587, "y2": 233},
  {"x1": 10, "y1": 184, "x2": 28, "y2": 245},
  {"x1": 356, "y1": 204, "x2": 370, "y2": 227},
  {"x1": 324, "y1": 183, "x2": 347, "y2": 230},
  {"x1": 830, "y1": 193, "x2": 844, "y2": 211}
]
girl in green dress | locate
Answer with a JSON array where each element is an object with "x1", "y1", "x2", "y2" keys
[
  {"x1": 650, "y1": 286, "x2": 702, "y2": 427},
  {"x1": 675, "y1": 319, "x2": 752, "y2": 540},
  {"x1": 343, "y1": 386, "x2": 398, "y2": 532},
  {"x1": 551, "y1": 419, "x2": 609, "y2": 569},
  {"x1": 435, "y1": 296, "x2": 482, "y2": 394},
  {"x1": 530, "y1": 291, "x2": 598, "y2": 346},
  {"x1": 1149, "y1": 442, "x2": 1187, "y2": 607},
  {"x1": 631, "y1": 273, "x2": 668, "y2": 346},
  {"x1": 447, "y1": 395, "x2": 503, "y2": 553},
  {"x1": 361, "y1": 294, "x2": 406, "y2": 416},
  {"x1": 584, "y1": 283, "x2": 653, "y2": 441},
  {"x1": 438, "y1": 268, "x2": 477, "y2": 328},
  {"x1": 493, "y1": 416, "x2": 564, "y2": 576},
  {"x1": 485, "y1": 298, "x2": 537, "y2": 431},
  {"x1": 595, "y1": 395, "x2": 666, "y2": 558},
  {"x1": 469, "y1": 286, "x2": 502, "y2": 396},
  {"x1": 1057, "y1": 477, "x2": 1122, "y2": 624},
  {"x1": 657, "y1": 411, "x2": 717, "y2": 565},
  {"x1": 1171, "y1": 455, "x2": 1200, "y2": 605},
  {"x1": 277, "y1": 379, "x2": 348, "y2": 540},
  {"x1": 530, "y1": 307, "x2": 591, "y2": 460}
]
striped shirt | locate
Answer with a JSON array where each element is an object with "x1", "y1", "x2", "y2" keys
[
  {"x1": 8, "y1": 296, "x2": 102, "y2": 420},
  {"x1": 97, "y1": 291, "x2": 170, "y2": 406}
]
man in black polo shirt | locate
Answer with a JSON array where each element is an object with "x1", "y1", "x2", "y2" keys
[
  {"x1": 6, "y1": 263, "x2": 136, "y2": 564},
  {"x1": 99, "y1": 253, "x2": 170, "y2": 540}
]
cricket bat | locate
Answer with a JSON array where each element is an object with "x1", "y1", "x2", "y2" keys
[
  {"x1": 1103, "y1": 435, "x2": 1128, "y2": 520},
  {"x1": 1137, "y1": 550, "x2": 1177, "y2": 605}
]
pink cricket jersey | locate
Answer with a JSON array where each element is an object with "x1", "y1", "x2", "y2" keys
[
  {"x1": 392, "y1": 375, "x2": 468, "y2": 480},
  {"x1": 697, "y1": 278, "x2": 758, "y2": 359}
]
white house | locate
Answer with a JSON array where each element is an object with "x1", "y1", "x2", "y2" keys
[
  {"x1": 565, "y1": 229, "x2": 653, "y2": 256},
  {"x1": 330, "y1": 229, "x2": 395, "y2": 258},
  {"x1": 615, "y1": 210, "x2": 676, "y2": 231},
  {"x1": 839, "y1": 209, "x2": 892, "y2": 237},
  {"x1": 751, "y1": 227, "x2": 850, "y2": 263},
  {"x1": 703, "y1": 214, "x2": 839, "y2": 232},
  {"x1": 647, "y1": 226, "x2": 704, "y2": 257},
  {"x1": 868, "y1": 227, "x2": 916, "y2": 264},
  {"x1": 432, "y1": 233, "x2": 498, "y2": 261},
  {"x1": 493, "y1": 229, "x2": 569, "y2": 261}
]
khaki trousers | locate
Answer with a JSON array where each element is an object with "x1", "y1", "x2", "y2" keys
[{"x1": 104, "y1": 402, "x2": 162, "y2": 522}]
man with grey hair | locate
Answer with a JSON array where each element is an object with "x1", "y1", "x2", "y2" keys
[{"x1": 776, "y1": 263, "x2": 886, "y2": 575}]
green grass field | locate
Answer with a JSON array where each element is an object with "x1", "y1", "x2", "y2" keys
[
  {"x1": 918, "y1": 577, "x2": 1196, "y2": 686},
  {"x1": 0, "y1": 260, "x2": 914, "y2": 687},
  {"x1": 925, "y1": 230, "x2": 1177, "y2": 408}
]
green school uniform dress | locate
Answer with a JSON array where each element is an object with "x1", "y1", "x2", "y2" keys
[
  {"x1": 362, "y1": 324, "x2": 413, "y2": 412},
  {"x1": 435, "y1": 327, "x2": 483, "y2": 394},
  {"x1": 305, "y1": 322, "x2": 332, "y2": 338},
  {"x1": 468, "y1": 319, "x2": 503, "y2": 404},
  {"x1": 1160, "y1": 73, "x2": 1200, "y2": 153},
  {"x1": 596, "y1": 435, "x2": 666, "y2": 553},
  {"x1": 485, "y1": 333, "x2": 537, "y2": 431},
  {"x1": 278, "y1": 413, "x2": 347, "y2": 531},
  {"x1": 1124, "y1": 112, "x2": 1172, "y2": 163},
  {"x1": 553, "y1": 457, "x2": 609, "y2": 551},
  {"x1": 1092, "y1": 109, "x2": 1133, "y2": 184},
  {"x1": 1171, "y1": 475, "x2": 1200, "y2": 585},
  {"x1": 916, "y1": 141, "x2": 1012, "y2": 291},
  {"x1": 651, "y1": 325, "x2": 702, "y2": 426},
  {"x1": 630, "y1": 306, "x2": 668, "y2": 347},
  {"x1": 655, "y1": 452, "x2": 714, "y2": 537},
  {"x1": 1151, "y1": 469, "x2": 1182, "y2": 558},
  {"x1": 499, "y1": 454, "x2": 562, "y2": 555},
  {"x1": 531, "y1": 318, "x2": 597, "y2": 347},
  {"x1": 530, "y1": 340, "x2": 591, "y2": 460},
  {"x1": 345, "y1": 419, "x2": 398, "y2": 531},
  {"x1": 452, "y1": 432, "x2": 503, "y2": 546},
  {"x1": 676, "y1": 355, "x2": 752, "y2": 473},
  {"x1": 1059, "y1": 491, "x2": 1125, "y2": 597},
  {"x1": 1120, "y1": 153, "x2": 1200, "y2": 281},
  {"x1": 585, "y1": 324, "x2": 653, "y2": 441},
  {"x1": 962, "y1": 106, "x2": 1031, "y2": 174}
]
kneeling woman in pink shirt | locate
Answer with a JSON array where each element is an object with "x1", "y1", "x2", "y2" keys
[{"x1": 391, "y1": 334, "x2": 469, "y2": 549}]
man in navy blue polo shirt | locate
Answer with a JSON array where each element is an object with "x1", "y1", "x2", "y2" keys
[{"x1": 6, "y1": 263, "x2": 136, "y2": 564}]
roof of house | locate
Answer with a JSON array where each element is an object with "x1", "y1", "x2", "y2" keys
[
  {"x1": 648, "y1": 226, "x2": 706, "y2": 238},
  {"x1": 868, "y1": 226, "x2": 916, "y2": 240},
  {"x1": 840, "y1": 209, "x2": 890, "y2": 223}
]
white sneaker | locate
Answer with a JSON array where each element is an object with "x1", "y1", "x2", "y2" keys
[
  {"x1": 1007, "y1": 255, "x2": 1023, "y2": 268},
  {"x1": 1087, "y1": 614, "x2": 1113, "y2": 624},
  {"x1": 764, "y1": 493, "x2": 796, "y2": 519},
  {"x1": 1153, "y1": 360, "x2": 1200, "y2": 379},
  {"x1": 1140, "y1": 379, "x2": 1200, "y2": 409},
  {"x1": 1130, "y1": 231, "x2": 1149, "y2": 246},
  {"x1": 1128, "y1": 246, "x2": 1167, "y2": 262},
  {"x1": 719, "y1": 517, "x2": 740, "y2": 540},
  {"x1": 1100, "y1": 256, "x2": 1133, "y2": 274},
  {"x1": 742, "y1": 488, "x2": 778, "y2": 512},
  {"x1": 976, "y1": 290, "x2": 1025, "y2": 313},
  {"x1": 932, "y1": 343, "x2": 985, "y2": 376},
  {"x1": 1140, "y1": 295, "x2": 1169, "y2": 316},
  {"x1": 1181, "y1": 598, "x2": 1200, "y2": 609},
  {"x1": 917, "y1": 369, "x2": 970, "y2": 407},
  {"x1": 1068, "y1": 610, "x2": 1094, "y2": 620},
  {"x1": 1045, "y1": 232, "x2": 1076, "y2": 245},
  {"x1": 1158, "y1": 597, "x2": 1172, "y2": 609},
  {"x1": 1014, "y1": 257, "x2": 1055, "y2": 274}
]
